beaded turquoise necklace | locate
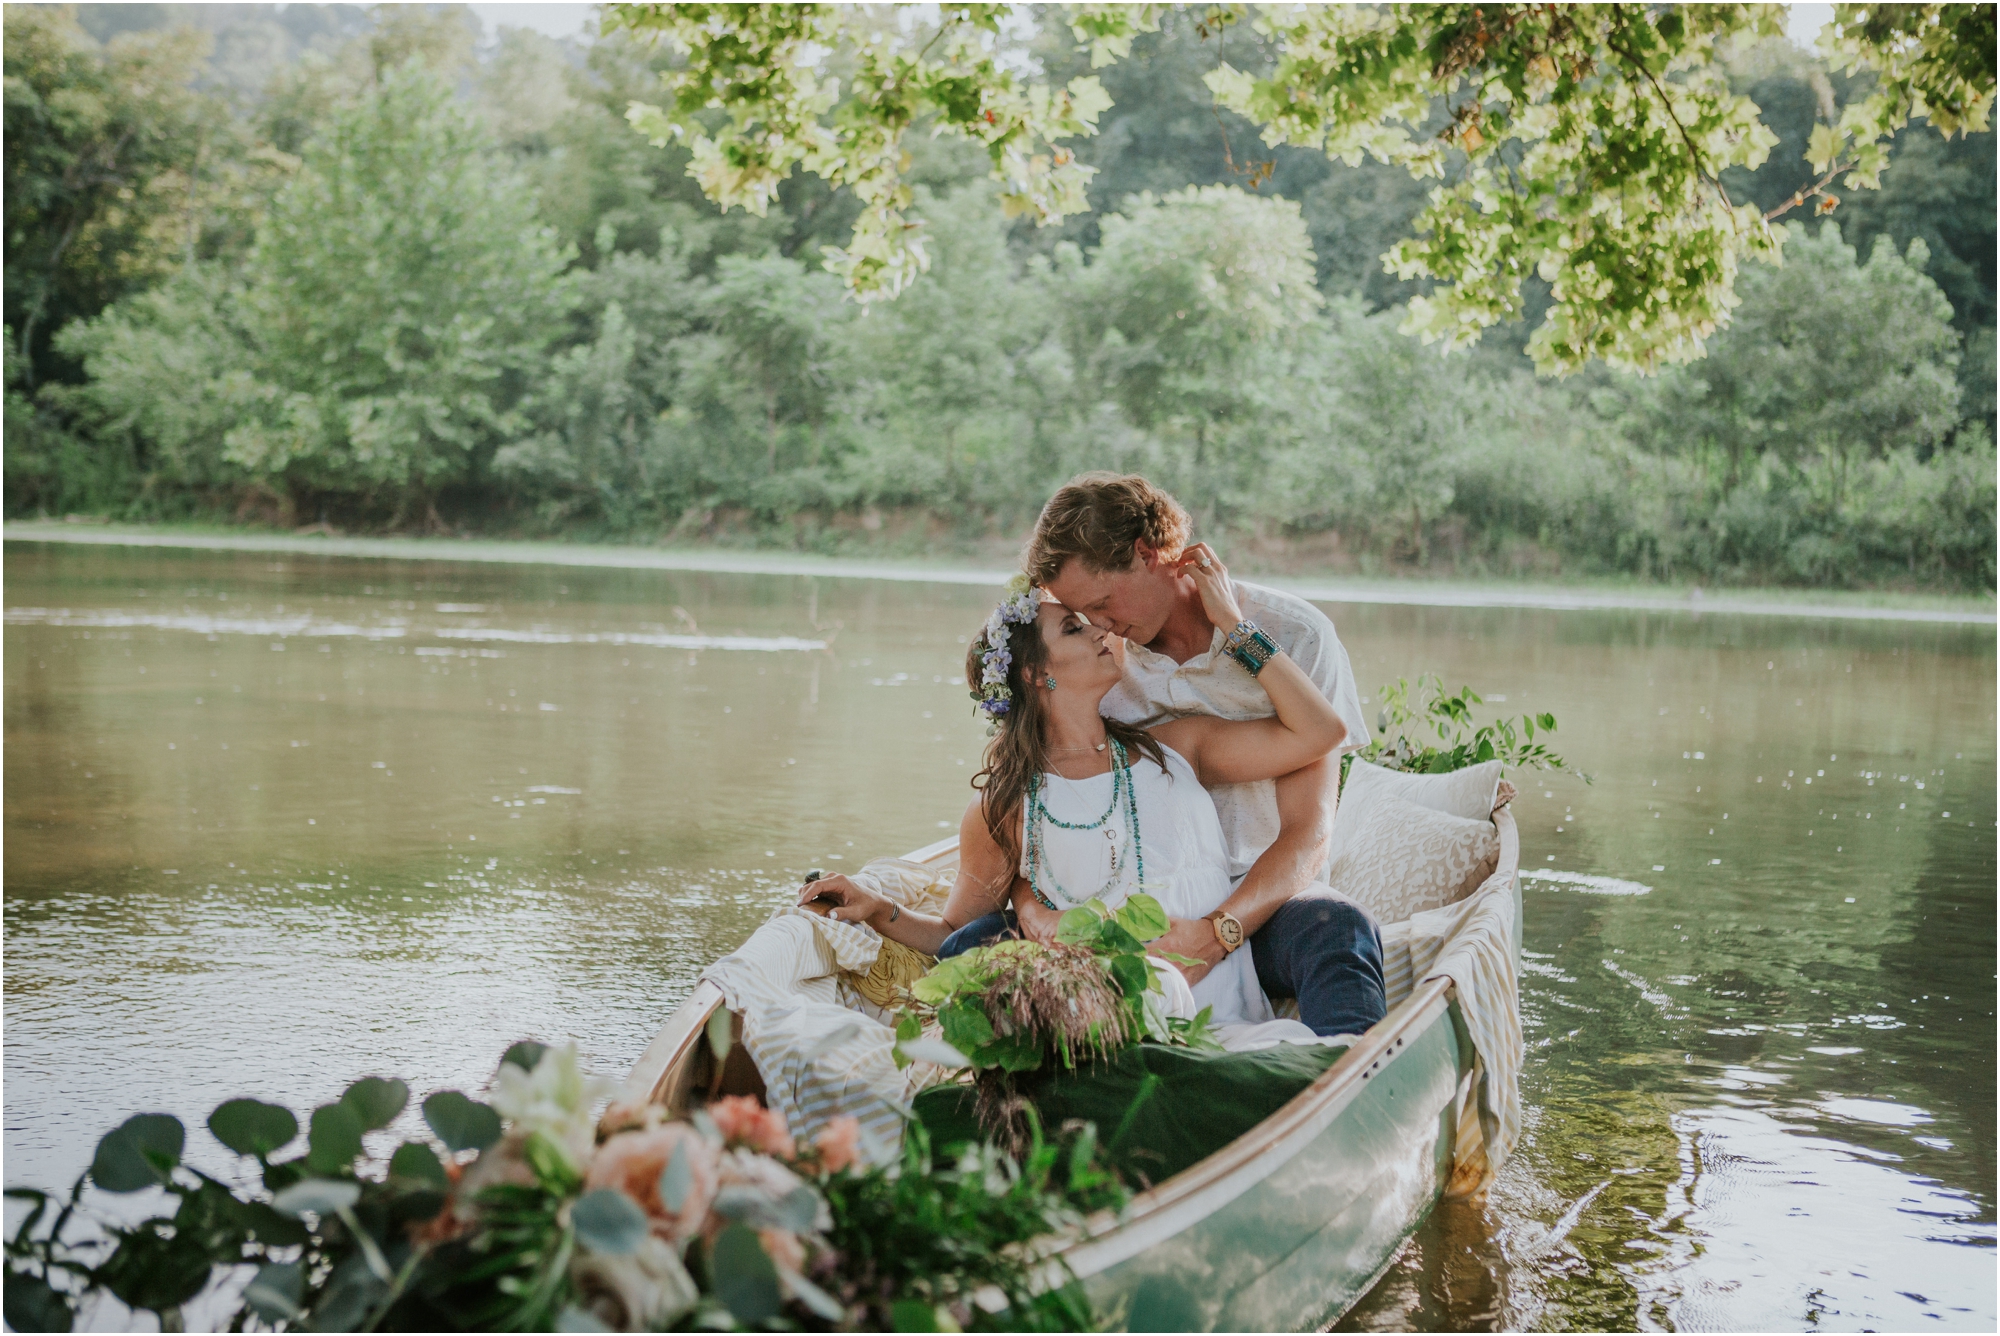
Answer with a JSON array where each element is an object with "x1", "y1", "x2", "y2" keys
[{"x1": 1025, "y1": 737, "x2": 1145, "y2": 912}]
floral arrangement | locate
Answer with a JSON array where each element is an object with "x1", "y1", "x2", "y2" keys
[
  {"x1": 3, "y1": 1040, "x2": 1120, "y2": 1332},
  {"x1": 968, "y1": 576, "x2": 1041, "y2": 726},
  {"x1": 897, "y1": 894, "x2": 1219, "y2": 1147}
]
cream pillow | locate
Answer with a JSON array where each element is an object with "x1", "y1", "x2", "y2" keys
[{"x1": 1325, "y1": 793, "x2": 1499, "y2": 926}]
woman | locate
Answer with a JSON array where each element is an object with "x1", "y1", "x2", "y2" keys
[{"x1": 800, "y1": 544, "x2": 1346, "y2": 1028}]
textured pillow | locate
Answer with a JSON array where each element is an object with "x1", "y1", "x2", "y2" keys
[
  {"x1": 1325, "y1": 793, "x2": 1499, "y2": 926},
  {"x1": 1328, "y1": 759, "x2": 1503, "y2": 866}
]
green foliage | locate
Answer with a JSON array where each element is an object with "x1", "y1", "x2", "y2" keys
[
  {"x1": 207, "y1": 1098, "x2": 298, "y2": 1159},
  {"x1": 220, "y1": 61, "x2": 575, "y2": 516},
  {"x1": 1617, "y1": 223, "x2": 1962, "y2": 494},
  {"x1": 609, "y1": 3, "x2": 1115, "y2": 300},
  {"x1": 422, "y1": 1089, "x2": 504, "y2": 1153},
  {"x1": 1355, "y1": 675, "x2": 1588, "y2": 783},
  {"x1": 2, "y1": 7, "x2": 230, "y2": 387},
  {"x1": 1813, "y1": 3, "x2": 1997, "y2": 186},
  {"x1": 815, "y1": 1119, "x2": 1119, "y2": 1331},
  {"x1": 614, "y1": 2, "x2": 1993, "y2": 378},
  {"x1": 88, "y1": 1114, "x2": 185, "y2": 1193}
]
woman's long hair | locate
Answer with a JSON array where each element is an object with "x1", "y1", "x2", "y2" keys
[{"x1": 966, "y1": 615, "x2": 1165, "y2": 869}]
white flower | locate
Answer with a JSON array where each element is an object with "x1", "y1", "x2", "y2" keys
[
  {"x1": 489, "y1": 1042, "x2": 618, "y2": 1173},
  {"x1": 569, "y1": 1235, "x2": 701, "y2": 1331}
]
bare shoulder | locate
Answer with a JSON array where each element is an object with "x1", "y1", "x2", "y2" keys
[{"x1": 958, "y1": 792, "x2": 995, "y2": 848}]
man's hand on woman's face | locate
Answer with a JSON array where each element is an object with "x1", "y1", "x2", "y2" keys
[{"x1": 798, "y1": 874, "x2": 884, "y2": 926}]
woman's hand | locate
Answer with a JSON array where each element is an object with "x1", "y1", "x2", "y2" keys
[
  {"x1": 798, "y1": 874, "x2": 887, "y2": 928},
  {"x1": 1013, "y1": 890, "x2": 1065, "y2": 945},
  {"x1": 1176, "y1": 542, "x2": 1245, "y2": 632}
]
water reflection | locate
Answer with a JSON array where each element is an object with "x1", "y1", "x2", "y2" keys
[{"x1": 5, "y1": 542, "x2": 1993, "y2": 1332}]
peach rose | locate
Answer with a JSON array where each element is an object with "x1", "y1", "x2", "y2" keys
[
  {"x1": 598, "y1": 1098, "x2": 660, "y2": 1139},
  {"x1": 812, "y1": 1116, "x2": 863, "y2": 1174},
  {"x1": 585, "y1": 1124, "x2": 720, "y2": 1242},
  {"x1": 708, "y1": 1095, "x2": 796, "y2": 1159}
]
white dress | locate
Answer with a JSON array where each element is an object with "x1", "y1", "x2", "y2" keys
[{"x1": 1020, "y1": 743, "x2": 1278, "y2": 1028}]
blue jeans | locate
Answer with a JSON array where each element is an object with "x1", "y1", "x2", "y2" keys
[
  {"x1": 938, "y1": 910, "x2": 1018, "y2": 958},
  {"x1": 1251, "y1": 892, "x2": 1386, "y2": 1037},
  {"x1": 938, "y1": 896, "x2": 1385, "y2": 1038}
]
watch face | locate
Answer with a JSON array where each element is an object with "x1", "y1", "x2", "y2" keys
[{"x1": 1215, "y1": 915, "x2": 1244, "y2": 949}]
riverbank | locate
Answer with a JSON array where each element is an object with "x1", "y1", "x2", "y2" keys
[{"x1": 6, "y1": 521, "x2": 1994, "y2": 625}]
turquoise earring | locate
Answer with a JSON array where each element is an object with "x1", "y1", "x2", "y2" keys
[{"x1": 1045, "y1": 675, "x2": 1057, "y2": 690}]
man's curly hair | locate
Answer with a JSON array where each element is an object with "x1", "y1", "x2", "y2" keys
[{"x1": 1024, "y1": 472, "x2": 1192, "y2": 587}]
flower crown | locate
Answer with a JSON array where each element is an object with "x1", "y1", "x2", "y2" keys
[{"x1": 969, "y1": 575, "x2": 1040, "y2": 728}]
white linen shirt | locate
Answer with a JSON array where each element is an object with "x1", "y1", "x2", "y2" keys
[{"x1": 1099, "y1": 579, "x2": 1370, "y2": 879}]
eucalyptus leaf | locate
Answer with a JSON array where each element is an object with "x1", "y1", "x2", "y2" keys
[
  {"x1": 707, "y1": 1185, "x2": 781, "y2": 1229},
  {"x1": 208, "y1": 1099, "x2": 297, "y2": 1159},
  {"x1": 241, "y1": 1260, "x2": 304, "y2": 1323},
  {"x1": 89, "y1": 1114, "x2": 184, "y2": 1193},
  {"x1": 571, "y1": 1188, "x2": 650, "y2": 1256},
  {"x1": 501, "y1": 1040, "x2": 548, "y2": 1073},
  {"x1": 709, "y1": 1224, "x2": 782, "y2": 1327},
  {"x1": 309, "y1": 1252, "x2": 388, "y2": 1333},
  {"x1": 388, "y1": 1140, "x2": 448, "y2": 1189},
  {"x1": 658, "y1": 1143, "x2": 693, "y2": 1213},
  {"x1": 272, "y1": 1177, "x2": 362, "y2": 1218},
  {"x1": 421, "y1": 1090, "x2": 502, "y2": 1153},
  {"x1": 4, "y1": 1270, "x2": 73, "y2": 1334},
  {"x1": 305, "y1": 1101, "x2": 365, "y2": 1174},
  {"x1": 91, "y1": 1221, "x2": 210, "y2": 1313},
  {"x1": 340, "y1": 1077, "x2": 409, "y2": 1131}
]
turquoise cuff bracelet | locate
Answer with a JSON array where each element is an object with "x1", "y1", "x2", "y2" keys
[{"x1": 1222, "y1": 620, "x2": 1280, "y2": 675}]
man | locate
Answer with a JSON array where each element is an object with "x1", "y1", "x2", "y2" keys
[{"x1": 1023, "y1": 472, "x2": 1385, "y2": 1038}]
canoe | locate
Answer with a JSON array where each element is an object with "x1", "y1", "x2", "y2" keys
[{"x1": 624, "y1": 805, "x2": 1519, "y2": 1332}]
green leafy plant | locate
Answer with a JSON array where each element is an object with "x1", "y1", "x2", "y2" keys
[
  {"x1": 815, "y1": 1117, "x2": 1122, "y2": 1332},
  {"x1": 1353, "y1": 674, "x2": 1590, "y2": 784}
]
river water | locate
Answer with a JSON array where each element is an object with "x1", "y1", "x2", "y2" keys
[{"x1": 5, "y1": 541, "x2": 1993, "y2": 1332}]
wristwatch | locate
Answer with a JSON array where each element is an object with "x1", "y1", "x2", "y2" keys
[{"x1": 1206, "y1": 910, "x2": 1245, "y2": 953}]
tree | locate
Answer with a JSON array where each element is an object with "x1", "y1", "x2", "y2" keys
[
  {"x1": 836, "y1": 184, "x2": 1065, "y2": 510},
  {"x1": 605, "y1": 2, "x2": 1994, "y2": 374},
  {"x1": 1063, "y1": 185, "x2": 1320, "y2": 461},
  {"x1": 220, "y1": 61, "x2": 575, "y2": 522},
  {"x1": 3, "y1": 7, "x2": 222, "y2": 388},
  {"x1": 669, "y1": 252, "x2": 845, "y2": 514},
  {"x1": 1623, "y1": 222, "x2": 1962, "y2": 501}
]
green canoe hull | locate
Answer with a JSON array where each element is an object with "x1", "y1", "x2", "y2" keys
[{"x1": 1064, "y1": 991, "x2": 1476, "y2": 1332}]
